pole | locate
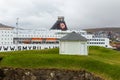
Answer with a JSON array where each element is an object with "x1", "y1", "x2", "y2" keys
[{"x1": 16, "y1": 18, "x2": 19, "y2": 51}]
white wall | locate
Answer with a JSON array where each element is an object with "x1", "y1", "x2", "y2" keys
[{"x1": 60, "y1": 41, "x2": 88, "y2": 55}]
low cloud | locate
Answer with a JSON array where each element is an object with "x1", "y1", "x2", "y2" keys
[{"x1": 0, "y1": 0, "x2": 120, "y2": 29}]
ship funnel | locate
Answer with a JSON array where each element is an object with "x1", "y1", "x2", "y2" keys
[
  {"x1": 58, "y1": 16, "x2": 64, "y2": 21},
  {"x1": 50, "y1": 16, "x2": 68, "y2": 31}
]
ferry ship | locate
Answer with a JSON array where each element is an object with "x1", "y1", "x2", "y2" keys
[{"x1": 0, "y1": 16, "x2": 112, "y2": 52}]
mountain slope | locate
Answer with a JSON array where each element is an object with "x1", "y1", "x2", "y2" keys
[{"x1": 84, "y1": 27, "x2": 120, "y2": 33}]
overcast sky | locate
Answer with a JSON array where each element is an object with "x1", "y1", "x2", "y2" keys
[{"x1": 0, "y1": 0, "x2": 120, "y2": 29}]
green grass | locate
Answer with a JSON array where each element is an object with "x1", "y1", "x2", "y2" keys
[{"x1": 0, "y1": 47, "x2": 120, "y2": 80}]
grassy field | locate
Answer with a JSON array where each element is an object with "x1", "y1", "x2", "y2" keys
[{"x1": 0, "y1": 46, "x2": 120, "y2": 80}]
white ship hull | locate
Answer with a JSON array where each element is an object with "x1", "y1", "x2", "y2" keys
[{"x1": 0, "y1": 44, "x2": 59, "y2": 52}]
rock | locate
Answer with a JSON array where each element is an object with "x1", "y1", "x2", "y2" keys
[
  {"x1": 0, "y1": 68, "x2": 103, "y2": 80},
  {"x1": 0, "y1": 69, "x2": 5, "y2": 80}
]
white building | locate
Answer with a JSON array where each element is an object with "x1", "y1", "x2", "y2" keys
[{"x1": 59, "y1": 32, "x2": 88, "y2": 55}]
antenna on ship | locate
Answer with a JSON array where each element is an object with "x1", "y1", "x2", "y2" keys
[{"x1": 16, "y1": 17, "x2": 19, "y2": 51}]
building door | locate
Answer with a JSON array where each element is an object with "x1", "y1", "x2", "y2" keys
[{"x1": 81, "y1": 43, "x2": 85, "y2": 55}]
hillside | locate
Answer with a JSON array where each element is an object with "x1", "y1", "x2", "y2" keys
[
  {"x1": 0, "y1": 47, "x2": 120, "y2": 80},
  {"x1": 84, "y1": 27, "x2": 120, "y2": 33},
  {"x1": 0, "y1": 23, "x2": 14, "y2": 28}
]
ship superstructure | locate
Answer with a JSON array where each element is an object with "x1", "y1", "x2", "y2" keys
[{"x1": 0, "y1": 17, "x2": 112, "y2": 52}]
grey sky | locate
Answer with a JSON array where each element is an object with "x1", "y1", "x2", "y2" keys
[{"x1": 0, "y1": 0, "x2": 120, "y2": 29}]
